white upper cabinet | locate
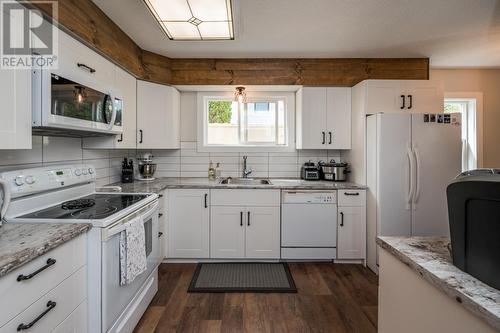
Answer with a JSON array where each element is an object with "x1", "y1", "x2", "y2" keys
[
  {"x1": 0, "y1": 66, "x2": 32, "y2": 149},
  {"x1": 57, "y1": 30, "x2": 115, "y2": 91},
  {"x1": 364, "y1": 80, "x2": 443, "y2": 115},
  {"x1": 326, "y1": 88, "x2": 351, "y2": 149},
  {"x1": 297, "y1": 87, "x2": 351, "y2": 149},
  {"x1": 137, "y1": 81, "x2": 180, "y2": 149},
  {"x1": 0, "y1": 6, "x2": 31, "y2": 149},
  {"x1": 83, "y1": 66, "x2": 137, "y2": 149}
]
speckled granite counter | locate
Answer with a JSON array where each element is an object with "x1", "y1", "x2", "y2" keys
[
  {"x1": 109, "y1": 177, "x2": 366, "y2": 194},
  {"x1": 0, "y1": 223, "x2": 91, "y2": 278},
  {"x1": 377, "y1": 236, "x2": 500, "y2": 331}
]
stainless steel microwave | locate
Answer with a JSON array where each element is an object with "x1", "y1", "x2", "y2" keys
[{"x1": 32, "y1": 71, "x2": 123, "y2": 137}]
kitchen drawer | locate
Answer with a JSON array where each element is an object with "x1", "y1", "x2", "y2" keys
[
  {"x1": 0, "y1": 235, "x2": 86, "y2": 327},
  {"x1": 0, "y1": 266, "x2": 87, "y2": 333},
  {"x1": 52, "y1": 300, "x2": 87, "y2": 333},
  {"x1": 211, "y1": 189, "x2": 280, "y2": 207},
  {"x1": 338, "y1": 190, "x2": 366, "y2": 207}
]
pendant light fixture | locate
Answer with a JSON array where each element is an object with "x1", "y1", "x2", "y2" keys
[{"x1": 234, "y1": 86, "x2": 246, "y2": 104}]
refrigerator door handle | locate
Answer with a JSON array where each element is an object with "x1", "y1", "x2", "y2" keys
[
  {"x1": 413, "y1": 147, "x2": 421, "y2": 208},
  {"x1": 406, "y1": 145, "x2": 415, "y2": 209}
]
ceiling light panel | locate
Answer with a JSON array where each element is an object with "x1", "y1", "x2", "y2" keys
[{"x1": 143, "y1": 0, "x2": 234, "y2": 40}]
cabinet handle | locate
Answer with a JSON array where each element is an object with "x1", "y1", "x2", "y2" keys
[
  {"x1": 158, "y1": 213, "x2": 163, "y2": 218},
  {"x1": 322, "y1": 131, "x2": 326, "y2": 144},
  {"x1": 240, "y1": 211, "x2": 243, "y2": 226},
  {"x1": 139, "y1": 130, "x2": 143, "y2": 144},
  {"x1": 400, "y1": 95, "x2": 406, "y2": 109},
  {"x1": 77, "y1": 63, "x2": 95, "y2": 73},
  {"x1": 204, "y1": 193, "x2": 208, "y2": 208},
  {"x1": 344, "y1": 192, "x2": 360, "y2": 196},
  {"x1": 407, "y1": 95, "x2": 413, "y2": 109},
  {"x1": 17, "y1": 258, "x2": 56, "y2": 282},
  {"x1": 247, "y1": 211, "x2": 250, "y2": 226},
  {"x1": 117, "y1": 134, "x2": 123, "y2": 142},
  {"x1": 158, "y1": 232, "x2": 163, "y2": 238},
  {"x1": 340, "y1": 212, "x2": 344, "y2": 227},
  {"x1": 17, "y1": 301, "x2": 56, "y2": 331},
  {"x1": 328, "y1": 131, "x2": 332, "y2": 144},
  {"x1": 158, "y1": 194, "x2": 163, "y2": 198}
]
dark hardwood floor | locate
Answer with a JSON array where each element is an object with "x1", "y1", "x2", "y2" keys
[{"x1": 133, "y1": 263, "x2": 378, "y2": 333}]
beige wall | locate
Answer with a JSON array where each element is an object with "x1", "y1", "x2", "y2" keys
[{"x1": 430, "y1": 69, "x2": 500, "y2": 167}]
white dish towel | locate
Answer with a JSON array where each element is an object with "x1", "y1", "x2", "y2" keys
[{"x1": 119, "y1": 217, "x2": 147, "y2": 286}]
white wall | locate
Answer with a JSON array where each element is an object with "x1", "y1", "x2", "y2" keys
[{"x1": 430, "y1": 69, "x2": 500, "y2": 167}]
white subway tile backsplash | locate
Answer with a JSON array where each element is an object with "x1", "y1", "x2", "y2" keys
[
  {"x1": 43, "y1": 137, "x2": 82, "y2": 162},
  {"x1": 83, "y1": 149, "x2": 109, "y2": 160},
  {"x1": 180, "y1": 156, "x2": 209, "y2": 164},
  {"x1": 0, "y1": 136, "x2": 43, "y2": 166}
]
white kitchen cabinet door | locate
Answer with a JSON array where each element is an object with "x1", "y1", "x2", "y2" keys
[
  {"x1": 167, "y1": 189, "x2": 209, "y2": 258},
  {"x1": 57, "y1": 29, "x2": 115, "y2": 92},
  {"x1": 337, "y1": 206, "x2": 366, "y2": 259},
  {"x1": 364, "y1": 80, "x2": 443, "y2": 115},
  {"x1": 211, "y1": 206, "x2": 246, "y2": 258},
  {"x1": 297, "y1": 87, "x2": 327, "y2": 149},
  {"x1": 364, "y1": 80, "x2": 405, "y2": 114},
  {"x1": 407, "y1": 83, "x2": 443, "y2": 114},
  {"x1": 0, "y1": 5, "x2": 31, "y2": 149},
  {"x1": 0, "y1": 67, "x2": 32, "y2": 149},
  {"x1": 245, "y1": 207, "x2": 280, "y2": 259},
  {"x1": 83, "y1": 66, "x2": 137, "y2": 149},
  {"x1": 137, "y1": 81, "x2": 180, "y2": 149},
  {"x1": 326, "y1": 87, "x2": 351, "y2": 149}
]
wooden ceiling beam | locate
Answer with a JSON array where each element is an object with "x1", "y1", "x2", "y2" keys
[{"x1": 29, "y1": 0, "x2": 429, "y2": 86}]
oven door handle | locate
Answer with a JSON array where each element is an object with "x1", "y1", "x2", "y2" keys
[{"x1": 102, "y1": 201, "x2": 159, "y2": 240}]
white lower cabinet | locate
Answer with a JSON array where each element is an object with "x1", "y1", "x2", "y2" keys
[
  {"x1": 0, "y1": 235, "x2": 87, "y2": 332},
  {"x1": 210, "y1": 206, "x2": 280, "y2": 259},
  {"x1": 337, "y1": 205, "x2": 366, "y2": 260},
  {"x1": 158, "y1": 191, "x2": 167, "y2": 261},
  {"x1": 211, "y1": 206, "x2": 246, "y2": 258},
  {"x1": 210, "y1": 190, "x2": 281, "y2": 259},
  {"x1": 167, "y1": 189, "x2": 210, "y2": 258},
  {"x1": 245, "y1": 207, "x2": 280, "y2": 258}
]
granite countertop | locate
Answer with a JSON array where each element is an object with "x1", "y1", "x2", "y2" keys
[
  {"x1": 109, "y1": 177, "x2": 366, "y2": 194},
  {"x1": 377, "y1": 236, "x2": 500, "y2": 331},
  {"x1": 0, "y1": 223, "x2": 91, "y2": 278}
]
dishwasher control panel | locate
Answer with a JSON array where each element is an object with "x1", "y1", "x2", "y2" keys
[{"x1": 282, "y1": 191, "x2": 337, "y2": 204}]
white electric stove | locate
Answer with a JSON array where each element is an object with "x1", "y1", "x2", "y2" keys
[{"x1": 0, "y1": 165, "x2": 161, "y2": 333}]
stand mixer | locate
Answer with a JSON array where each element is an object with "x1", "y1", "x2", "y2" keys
[{"x1": 136, "y1": 153, "x2": 157, "y2": 181}]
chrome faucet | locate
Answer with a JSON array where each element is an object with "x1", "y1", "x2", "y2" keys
[{"x1": 242, "y1": 155, "x2": 252, "y2": 178}]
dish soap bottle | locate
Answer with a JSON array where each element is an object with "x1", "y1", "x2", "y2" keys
[
  {"x1": 208, "y1": 161, "x2": 216, "y2": 180},
  {"x1": 215, "y1": 162, "x2": 222, "y2": 179}
]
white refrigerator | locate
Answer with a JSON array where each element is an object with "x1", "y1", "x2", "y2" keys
[{"x1": 366, "y1": 113, "x2": 462, "y2": 272}]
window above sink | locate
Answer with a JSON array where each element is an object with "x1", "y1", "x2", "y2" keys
[{"x1": 197, "y1": 91, "x2": 296, "y2": 153}]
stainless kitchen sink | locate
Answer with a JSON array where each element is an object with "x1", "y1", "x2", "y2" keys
[{"x1": 219, "y1": 178, "x2": 273, "y2": 185}]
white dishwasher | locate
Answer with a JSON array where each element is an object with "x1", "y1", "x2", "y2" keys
[{"x1": 281, "y1": 191, "x2": 337, "y2": 260}]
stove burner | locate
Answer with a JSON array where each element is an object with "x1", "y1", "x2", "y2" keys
[{"x1": 61, "y1": 199, "x2": 96, "y2": 210}]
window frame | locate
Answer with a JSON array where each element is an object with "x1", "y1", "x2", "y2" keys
[
  {"x1": 444, "y1": 92, "x2": 484, "y2": 170},
  {"x1": 197, "y1": 91, "x2": 296, "y2": 152}
]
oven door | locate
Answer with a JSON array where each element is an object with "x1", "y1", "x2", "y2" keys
[{"x1": 101, "y1": 201, "x2": 159, "y2": 332}]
